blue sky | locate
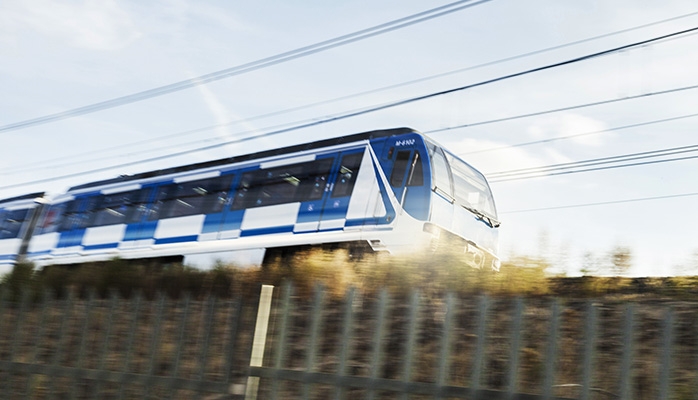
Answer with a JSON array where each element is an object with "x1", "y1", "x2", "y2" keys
[{"x1": 1, "y1": 0, "x2": 697, "y2": 276}]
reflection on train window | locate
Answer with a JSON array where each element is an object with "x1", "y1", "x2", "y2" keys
[
  {"x1": 82, "y1": 189, "x2": 153, "y2": 227},
  {"x1": 60, "y1": 201, "x2": 83, "y2": 231},
  {"x1": 0, "y1": 208, "x2": 29, "y2": 239},
  {"x1": 332, "y1": 152, "x2": 363, "y2": 198},
  {"x1": 232, "y1": 158, "x2": 333, "y2": 210},
  {"x1": 430, "y1": 147, "x2": 453, "y2": 198},
  {"x1": 445, "y1": 153, "x2": 497, "y2": 218},
  {"x1": 126, "y1": 188, "x2": 154, "y2": 223},
  {"x1": 36, "y1": 203, "x2": 66, "y2": 235},
  {"x1": 151, "y1": 175, "x2": 234, "y2": 220}
]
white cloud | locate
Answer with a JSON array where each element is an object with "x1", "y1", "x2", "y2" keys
[
  {"x1": 446, "y1": 137, "x2": 554, "y2": 174},
  {"x1": 1, "y1": 1, "x2": 140, "y2": 50},
  {"x1": 526, "y1": 113, "x2": 610, "y2": 147}
]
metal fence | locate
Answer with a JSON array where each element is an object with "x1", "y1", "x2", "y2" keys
[{"x1": 0, "y1": 284, "x2": 693, "y2": 399}]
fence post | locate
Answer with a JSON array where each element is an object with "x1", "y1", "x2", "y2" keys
[{"x1": 245, "y1": 284, "x2": 275, "y2": 400}]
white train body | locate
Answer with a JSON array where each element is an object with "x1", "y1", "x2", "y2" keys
[{"x1": 0, "y1": 128, "x2": 499, "y2": 269}]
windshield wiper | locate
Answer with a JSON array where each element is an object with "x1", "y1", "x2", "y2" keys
[{"x1": 462, "y1": 205, "x2": 501, "y2": 228}]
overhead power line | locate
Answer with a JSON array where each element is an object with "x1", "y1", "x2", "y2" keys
[
  {"x1": 459, "y1": 111, "x2": 698, "y2": 155},
  {"x1": 10, "y1": 12, "x2": 698, "y2": 176},
  {"x1": 0, "y1": 0, "x2": 490, "y2": 134},
  {"x1": 499, "y1": 192, "x2": 698, "y2": 214},
  {"x1": 487, "y1": 144, "x2": 698, "y2": 182},
  {"x1": 6, "y1": 87, "x2": 698, "y2": 179},
  {"x1": 2, "y1": 24, "x2": 698, "y2": 192},
  {"x1": 427, "y1": 84, "x2": 698, "y2": 136}
]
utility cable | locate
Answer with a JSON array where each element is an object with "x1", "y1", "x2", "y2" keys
[
  {"x1": 2, "y1": 25, "x2": 697, "y2": 192},
  {"x1": 8, "y1": 13, "x2": 698, "y2": 175},
  {"x1": 0, "y1": 0, "x2": 490, "y2": 134},
  {"x1": 427, "y1": 84, "x2": 698, "y2": 136},
  {"x1": 487, "y1": 144, "x2": 698, "y2": 182},
  {"x1": 6, "y1": 89, "x2": 698, "y2": 178},
  {"x1": 459, "y1": 112, "x2": 698, "y2": 155},
  {"x1": 499, "y1": 192, "x2": 698, "y2": 214}
]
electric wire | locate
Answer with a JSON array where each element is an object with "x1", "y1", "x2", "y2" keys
[
  {"x1": 7, "y1": 83, "x2": 697, "y2": 178},
  {"x1": 2, "y1": 24, "x2": 698, "y2": 191},
  {"x1": 487, "y1": 144, "x2": 698, "y2": 182},
  {"x1": 7, "y1": 12, "x2": 698, "y2": 175},
  {"x1": 427, "y1": 84, "x2": 698, "y2": 136},
  {"x1": 459, "y1": 112, "x2": 698, "y2": 156},
  {"x1": 0, "y1": 0, "x2": 490, "y2": 134},
  {"x1": 499, "y1": 192, "x2": 698, "y2": 214}
]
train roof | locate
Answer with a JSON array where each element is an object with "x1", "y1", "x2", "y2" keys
[
  {"x1": 69, "y1": 127, "x2": 419, "y2": 191},
  {"x1": 0, "y1": 192, "x2": 45, "y2": 205}
]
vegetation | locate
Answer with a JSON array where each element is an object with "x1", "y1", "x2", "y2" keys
[{"x1": 1, "y1": 245, "x2": 697, "y2": 300}]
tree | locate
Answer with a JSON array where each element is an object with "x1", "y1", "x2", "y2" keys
[{"x1": 608, "y1": 246, "x2": 633, "y2": 276}]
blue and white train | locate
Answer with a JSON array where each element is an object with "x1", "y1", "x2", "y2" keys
[{"x1": 0, "y1": 128, "x2": 500, "y2": 270}]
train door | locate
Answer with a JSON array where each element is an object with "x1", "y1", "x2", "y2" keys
[
  {"x1": 27, "y1": 201, "x2": 67, "y2": 263},
  {"x1": 119, "y1": 186, "x2": 157, "y2": 250},
  {"x1": 293, "y1": 155, "x2": 337, "y2": 233},
  {"x1": 54, "y1": 196, "x2": 91, "y2": 256},
  {"x1": 318, "y1": 150, "x2": 365, "y2": 230}
]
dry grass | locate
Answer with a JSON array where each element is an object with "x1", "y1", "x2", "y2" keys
[{"x1": 2, "y1": 251, "x2": 698, "y2": 398}]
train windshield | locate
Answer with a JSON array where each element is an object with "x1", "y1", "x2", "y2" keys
[{"x1": 444, "y1": 151, "x2": 498, "y2": 221}]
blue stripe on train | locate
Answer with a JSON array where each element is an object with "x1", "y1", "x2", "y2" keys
[
  {"x1": 240, "y1": 225, "x2": 295, "y2": 237},
  {"x1": 83, "y1": 243, "x2": 120, "y2": 251},
  {"x1": 154, "y1": 235, "x2": 200, "y2": 245}
]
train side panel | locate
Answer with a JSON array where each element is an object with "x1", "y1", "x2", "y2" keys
[
  {"x1": 20, "y1": 128, "x2": 499, "y2": 269},
  {"x1": 0, "y1": 193, "x2": 44, "y2": 270}
]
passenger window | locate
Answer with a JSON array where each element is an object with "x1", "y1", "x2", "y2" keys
[
  {"x1": 332, "y1": 153, "x2": 363, "y2": 198},
  {"x1": 0, "y1": 208, "x2": 29, "y2": 239},
  {"x1": 300, "y1": 158, "x2": 333, "y2": 201},
  {"x1": 390, "y1": 150, "x2": 411, "y2": 186},
  {"x1": 153, "y1": 175, "x2": 233, "y2": 219},
  {"x1": 86, "y1": 191, "x2": 145, "y2": 227},
  {"x1": 59, "y1": 200, "x2": 83, "y2": 231},
  {"x1": 232, "y1": 158, "x2": 333, "y2": 210},
  {"x1": 37, "y1": 203, "x2": 65, "y2": 234},
  {"x1": 125, "y1": 188, "x2": 153, "y2": 223}
]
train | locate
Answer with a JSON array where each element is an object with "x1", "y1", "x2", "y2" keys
[{"x1": 0, "y1": 127, "x2": 500, "y2": 270}]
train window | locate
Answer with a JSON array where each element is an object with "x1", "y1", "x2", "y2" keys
[
  {"x1": 86, "y1": 191, "x2": 145, "y2": 227},
  {"x1": 126, "y1": 188, "x2": 154, "y2": 223},
  {"x1": 300, "y1": 158, "x2": 333, "y2": 201},
  {"x1": 332, "y1": 153, "x2": 363, "y2": 198},
  {"x1": 35, "y1": 203, "x2": 65, "y2": 235},
  {"x1": 390, "y1": 151, "x2": 411, "y2": 186},
  {"x1": 446, "y1": 153, "x2": 497, "y2": 218},
  {"x1": 232, "y1": 158, "x2": 333, "y2": 210},
  {"x1": 0, "y1": 208, "x2": 29, "y2": 239},
  {"x1": 152, "y1": 175, "x2": 233, "y2": 220},
  {"x1": 431, "y1": 147, "x2": 453, "y2": 198},
  {"x1": 59, "y1": 200, "x2": 83, "y2": 231}
]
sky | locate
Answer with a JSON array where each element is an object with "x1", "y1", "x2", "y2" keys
[{"x1": 1, "y1": 0, "x2": 697, "y2": 276}]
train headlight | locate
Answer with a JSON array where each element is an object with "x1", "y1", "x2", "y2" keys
[
  {"x1": 491, "y1": 258, "x2": 501, "y2": 272},
  {"x1": 463, "y1": 242, "x2": 485, "y2": 269}
]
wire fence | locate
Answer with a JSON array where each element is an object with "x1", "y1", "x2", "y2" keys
[{"x1": 0, "y1": 283, "x2": 693, "y2": 399}]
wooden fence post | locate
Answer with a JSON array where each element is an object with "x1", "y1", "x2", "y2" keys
[{"x1": 245, "y1": 284, "x2": 275, "y2": 400}]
